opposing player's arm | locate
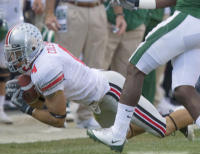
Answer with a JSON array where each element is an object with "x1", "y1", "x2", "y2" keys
[
  {"x1": 117, "y1": 0, "x2": 176, "y2": 10},
  {"x1": 156, "y1": 0, "x2": 176, "y2": 8},
  {"x1": 32, "y1": 90, "x2": 66, "y2": 127}
]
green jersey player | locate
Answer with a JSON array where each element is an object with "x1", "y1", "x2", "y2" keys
[{"x1": 87, "y1": 0, "x2": 200, "y2": 152}]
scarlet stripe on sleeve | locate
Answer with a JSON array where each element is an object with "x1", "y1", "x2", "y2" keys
[{"x1": 41, "y1": 72, "x2": 64, "y2": 92}]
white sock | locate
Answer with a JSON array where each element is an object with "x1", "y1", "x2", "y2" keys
[
  {"x1": 112, "y1": 103, "x2": 134, "y2": 139},
  {"x1": 0, "y1": 95, "x2": 5, "y2": 110},
  {"x1": 195, "y1": 116, "x2": 200, "y2": 128}
]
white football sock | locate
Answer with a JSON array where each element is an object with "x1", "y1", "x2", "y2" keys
[{"x1": 112, "y1": 102, "x2": 134, "y2": 139}]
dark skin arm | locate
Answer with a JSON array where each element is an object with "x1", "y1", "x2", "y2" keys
[
  {"x1": 156, "y1": 0, "x2": 177, "y2": 8},
  {"x1": 32, "y1": 90, "x2": 66, "y2": 127},
  {"x1": 119, "y1": 0, "x2": 177, "y2": 106}
]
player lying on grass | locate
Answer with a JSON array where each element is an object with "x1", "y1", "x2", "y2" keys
[{"x1": 4, "y1": 23, "x2": 193, "y2": 142}]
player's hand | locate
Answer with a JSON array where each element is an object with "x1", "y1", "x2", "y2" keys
[
  {"x1": 45, "y1": 14, "x2": 60, "y2": 31},
  {"x1": 11, "y1": 89, "x2": 33, "y2": 115},
  {"x1": 6, "y1": 79, "x2": 20, "y2": 98}
]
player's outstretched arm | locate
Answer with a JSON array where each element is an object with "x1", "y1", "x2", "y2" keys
[
  {"x1": 115, "y1": 0, "x2": 176, "y2": 10},
  {"x1": 156, "y1": 0, "x2": 177, "y2": 8},
  {"x1": 32, "y1": 90, "x2": 66, "y2": 128}
]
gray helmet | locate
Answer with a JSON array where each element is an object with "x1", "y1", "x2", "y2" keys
[{"x1": 4, "y1": 23, "x2": 44, "y2": 73}]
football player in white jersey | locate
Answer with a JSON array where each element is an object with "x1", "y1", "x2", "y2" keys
[{"x1": 4, "y1": 23, "x2": 193, "y2": 147}]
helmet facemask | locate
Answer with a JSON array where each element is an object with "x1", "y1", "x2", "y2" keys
[{"x1": 4, "y1": 44, "x2": 31, "y2": 73}]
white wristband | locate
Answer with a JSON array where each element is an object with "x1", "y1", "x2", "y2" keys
[{"x1": 139, "y1": 0, "x2": 156, "y2": 9}]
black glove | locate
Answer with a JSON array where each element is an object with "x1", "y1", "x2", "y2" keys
[
  {"x1": 11, "y1": 89, "x2": 33, "y2": 115},
  {"x1": 6, "y1": 79, "x2": 20, "y2": 98}
]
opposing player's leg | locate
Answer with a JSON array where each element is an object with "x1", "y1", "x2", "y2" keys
[
  {"x1": 128, "y1": 74, "x2": 200, "y2": 140},
  {"x1": 93, "y1": 85, "x2": 193, "y2": 139},
  {"x1": 90, "y1": 89, "x2": 194, "y2": 151},
  {"x1": 87, "y1": 11, "x2": 194, "y2": 152},
  {"x1": 172, "y1": 48, "x2": 200, "y2": 126},
  {"x1": 88, "y1": 70, "x2": 193, "y2": 152}
]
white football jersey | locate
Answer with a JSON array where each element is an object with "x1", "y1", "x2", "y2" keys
[{"x1": 31, "y1": 42, "x2": 110, "y2": 105}]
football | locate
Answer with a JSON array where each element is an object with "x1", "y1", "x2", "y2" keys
[{"x1": 17, "y1": 74, "x2": 44, "y2": 109}]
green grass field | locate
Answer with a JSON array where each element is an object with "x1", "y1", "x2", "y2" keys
[{"x1": 0, "y1": 131, "x2": 200, "y2": 154}]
